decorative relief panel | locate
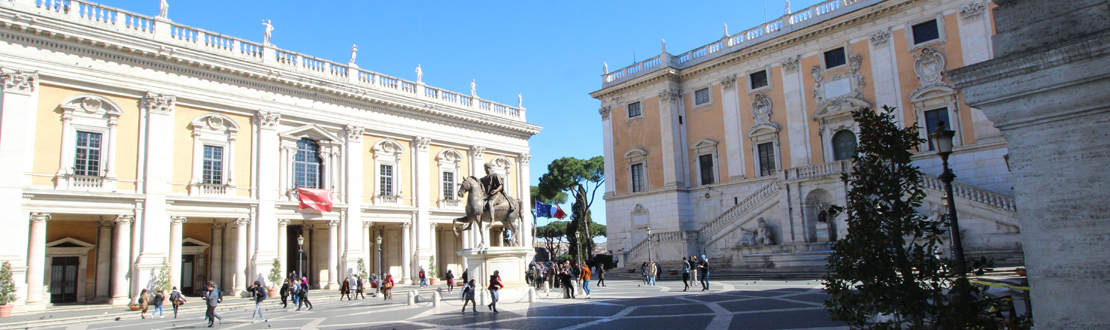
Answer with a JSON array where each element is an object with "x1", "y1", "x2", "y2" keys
[
  {"x1": 870, "y1": 28, "x2": 892, "y2": 47},
  {"x1": 810, "y1": 54, "x2": 870, "y2": 121},
  {"x1": 748, "y1": 93, "x2": 780, "y2": 136},
  {"x1": 960, "y1": 2, "x2": 987, "y2": 21},
  {"x1": 142, "y1": 92, "x2": 176, "y2": 115},
  {"x1": 911, "y1": 47, "x2": 958, "y2": 99},
  {"x1": 254, "y1": 110, "x2": 281, "y2": 128}
]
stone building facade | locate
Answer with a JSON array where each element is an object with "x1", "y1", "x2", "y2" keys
[
  {"x1": 592, "y1": 0, "x2": 1021, "y2": 271},
  {"x1": 0, "y1": 0, "x2": 539, "y2": 310}
]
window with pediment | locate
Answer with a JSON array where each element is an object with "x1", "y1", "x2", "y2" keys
[
  {"x1": 55, "y1": 94, "x2": 123, "y2": 191},
  {"x1": 189, "y1": 113, "x2": 240, "y2": 197},
  {"x1": 690, "y1": 139, "x2": 719, "y2": 186},
  {"x1": 372, "y1": 139, "x2": 405, "y2": 204},
  {"x1": 437, "y1": 149, "x2": 464, "y2": 208},
  {"x1": 909, "y1": 47, "x2": 963, "y2": 151},
  {"x1": 624, "y1": 148, "x2": 649, "y2": 193},
  {"x1": 279, "y1": 124, "x2": 341, "y2": 201}
]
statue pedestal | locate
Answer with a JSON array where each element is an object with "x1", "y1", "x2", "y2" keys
[{"x1": 459, "y1": 247, "x2": 534, "y2": 304}]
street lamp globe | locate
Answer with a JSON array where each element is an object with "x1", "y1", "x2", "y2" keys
[
  {"x1": 929, "y1": 120, "x2": 956, "y2": 159},
  {"x1": 376, "y1": 235, "x2": 382, "y2": 245},
  {"x1": 297, "y1": 234, "x2": 304, "y2": 247}
]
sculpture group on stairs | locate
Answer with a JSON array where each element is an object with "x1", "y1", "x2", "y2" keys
[{"x1": 737, "y1": 217, "x2": 775, "y2": 247}]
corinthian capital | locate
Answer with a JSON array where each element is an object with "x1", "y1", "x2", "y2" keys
[
  {"x1": 143, "y1": 92, "x2": 176, "y2": 115},
  {"x1": 255, "y1": 110, "x2": 281, "y2": 128},
  {"x1": 414, "y1": 137, "x2": 431, "y2": 151},
  {"x1": 658, "y1": 88, "x2": 682, "y2": 101},
  {"x1": 1, "y1": 68, "x2": 39, "y2": 95},
  {"x1": 345, "y1": 125, "x2": 364, "y2": 142}
]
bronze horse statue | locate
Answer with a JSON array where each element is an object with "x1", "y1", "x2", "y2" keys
[{"x1": 452, "y1": 175, "x2": 522, "y2": 248}]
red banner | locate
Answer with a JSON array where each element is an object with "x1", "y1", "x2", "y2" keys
[{"x1": 297, "y1": 188, "x2": 333, "y2": 212}]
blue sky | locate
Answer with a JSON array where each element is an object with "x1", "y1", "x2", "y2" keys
[{"x1": 98, "y1": 0, "x2": 826, "y2": 236}]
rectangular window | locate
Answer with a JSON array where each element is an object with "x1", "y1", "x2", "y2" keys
[
  {"x1": 699, "y1": 154, "x2": 715, "y2": 185},
  {"x1": 442, "y1": 172, "x2": 455, "y2": 200},
  {"x1": 73, "y1": 131, "x2": 102, "y2": 176},
  {"x1": 627, "y1": 102, "x2": 642, "y2": 118},
  {"x1": 749, "y1": 70, "x2": 768, "y2": 89},
  {"x1": 694, "y1": 88, "x2": 710, "y2": 105},
  {"x1": 758, "y1": 143, "x2": 776, "y2": 176},
  {"x1": 912, "y1": 20, "x2": 940, "y2": 44},
  {"x1": 379, "y1": 164, "x2": 394, "y2": 195},
  {"x1": 293, "y1": 139, "x2": 322, "y2": 188},
  {"x1": 824, "y1": 47, "x2": 846, "y2": 68},
  {"x1": 630, "y1": 163, "x2": 645, "y2": 193},
  {"x1": 924, "y1": 108, "x2": 951, "y2": 151},
  {"x1": 202, "y1": 145, "x2": 224, "y2": 185}
]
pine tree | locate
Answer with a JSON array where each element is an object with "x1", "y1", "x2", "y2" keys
[{"x1": 822, "y1": 106, "x2": 994, "y2": 329}]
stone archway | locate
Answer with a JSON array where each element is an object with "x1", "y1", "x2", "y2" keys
[{"x1": 804, "y1": 189, "x2": 836, "y2": 243}]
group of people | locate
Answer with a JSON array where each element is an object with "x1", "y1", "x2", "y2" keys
[
  {"x1": 338, "y1": 274, "x2": 371, "y2": 300},
  {"x1": 278, "y1": 272, "x2": 314, "y2": 311},
  {"x1": 460, "y1": 270, "x2": 503, "y2": 314},
  {"x1": 527, "y1": 260, "x2": 604, "y2": 299},
  {"x1": 134, "y1": 286, "x2": 187, "y2": 319},
  {"x1": 641, "y1": 255, "x2": 711, "y2": 291}
]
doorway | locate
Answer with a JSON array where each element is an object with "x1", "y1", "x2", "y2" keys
[
  {"x1": 50, "y1": 257, "x2": 79, "y2": 303},
  {"x1": 182, "y1": 255, "x2": 195, "y2": 295},
  {"x1": 287, "y1": 225, "x2": 311, "y2": 279}
]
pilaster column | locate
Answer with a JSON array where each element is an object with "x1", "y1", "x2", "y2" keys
[
  {"x1": 326, "y1": 220, "x2": 340, "y2": 289},
  {"x1": 400, "y1": 222, "x2": 411, "y2": 284},
  {"x1": 361, "y1": 221, "x2": 371, "y2": 273},
  {"x1": 278, "y1": 219, "x2": 289, "y2": 277},
  {"x1": 108, "y1": 215, "x2": 133, "y2": 305},
  {"x1": 720, "y1": 74, "x2": 748, "y2": 179},
  {"x1": 343, "y1": 126, "x2": 365, "y2": 273},
  {"x1": 234, "y1": 218, "x2": 248, "y2": 295},
  {"x1": 517, "y1": 153, "x2": 533, "y2": 247},
  {"x1": 412, "y1": 137, "x2": 433, "y2": 275},
  {"x1": 25, "y1": 213, "x2": 50, "y2": 308},
  {"x1": 253, "y1": 110, "x2": 281, "y2": 287},
  {"x1": 95, "y1": 220, "x2": 113, "y2": 301},
  {"x1": 168, "y1": 216, "x2": 186, "y2": 290},
  {"x1": 599, "y1": 106, "x2": 616, "y2": 196},
  {"x1": 136, "y1": 92, "x2": 177, "y2": 293},
  {"x1": 211, "y1": 223, "x2": 225, "y2": 289},
  {"x1": 658, "y1": 87, "x2": 687, "y2": 188}
]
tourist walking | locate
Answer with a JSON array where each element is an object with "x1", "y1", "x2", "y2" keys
[
  {"x1": 487, "y1": 270, "x2": 503, "y2": 313},
  {"x1": 339, "y1": 276, "x2": 352, "y2": 300},
  {"x1": 461, "y1": 279, "x2": 478, "y2": 314},
  {"x1": 169, "y1": 286, "x2": 184, "y2": 318},
  {"x1": 382, "y1": 273, "x2": 395, "y2": 300},
  {"x1": 203, "y1": 282, "x2": 222, "y2": 327},
  {"x1": 250, "y1": 281, "x2": 267, "y2": 323},
  {"x1": 355, "y1": 275, "x2": 366, "y2": 299},
  {"x1": 581, "y1": 262, "x2": 592, "y2": 298},
  {"x1": 560, "y1": 265, "x2": 574, "y2": 299},
  {"x1": 137, "y1": 289, "x2": 150, "y2": 319},
  {"x1": 648, "y1": 261, "x2": 659, "y2": 286},
  {"x1": 151, "y1": 290, "x2": 165, "y2": 318},
  {"x1": 689, "y1": 256, "x2": 699, "y2": 288},
  {"x1": 682, "y1": 257, "x2": 691, "y2": 291},
  {"x1": 641, "y1": 262, "x2": 649, "y2": 285},
  {"x1": 279, "y1": 278, "x2": 290, "y2": 307},
  {"x1": 419, "y1": 267, "x2": 428, "y2": 287},
  {"x1": 698, "y1": 255, "x2": 711, "y2": 291},
  {"x1": 446, "y1": 270, "x2": 455, "y2": 293},
  {"x1": 289, "y1": 279, "x2": 300, "y2": 307},
  {"x1": 296, "y1": 277, "x2": 313, "y2": 310},
  {"x1": 596, "y1": 263, "x2": 606, "y2": 287}
]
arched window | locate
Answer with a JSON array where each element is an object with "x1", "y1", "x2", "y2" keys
[
  {"x1": 832, "y1": 130, "x2": 858, "y2": 161},
  {"x1": 293, "y1": 138, "x2": 323, "y2": 188}
]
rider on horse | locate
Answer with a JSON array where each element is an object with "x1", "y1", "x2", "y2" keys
[{"x1": 480, "y1": 163, "x2": 515, "y2": 217}]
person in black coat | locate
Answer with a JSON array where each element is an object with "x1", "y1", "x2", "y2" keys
[{"x1": 279, "y1": 280, "x2": 290, "y2": 308}]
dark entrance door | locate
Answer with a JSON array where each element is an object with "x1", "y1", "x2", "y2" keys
[
  {"x1": 287, "y1": 225, "x2": 309, "y2": 279},
  {"x1": 50, "y1": 256, "x2": 79, "y2": 303},
  {"x1": 182, "y1": 254, "x2": 195, "y2": 295}
]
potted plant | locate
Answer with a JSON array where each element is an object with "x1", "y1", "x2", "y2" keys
[
  {"x1": 0, "y1": 261, "x2": 17, "y2": 317},
  {"x1": 267, "y1": 258, "x2": 282, "y2": 298},
  {"x1": 427, "y1": 256, "x2": 438, "y2": 286}
]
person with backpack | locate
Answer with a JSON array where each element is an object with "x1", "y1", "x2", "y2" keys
[
  {"x1": 445, "y1": 270, "x2": 455, "y2": 293},
  {"x1": 279, "y1": 279, "x2": 290, "y2": 308},
  {"x1": 487, "y1": 270, "x2": 503, "y2": 313},
  {"x1": 419, "y1": 267, "x2": 428, "y2": 288},
  {"x1": 151, "y1": 289, "x2": 165, "y2": 319},
  {"x1": 250, "y1": 281, "x2": 267, "y2": 323},
  {"x1": 137, "y1": 289, "x2": 151, "y2": 319},
  {"x1": 169, "y1": 286, "x2": 184, "y2": 318},
  {"x1": 461, "y1": 279, "x2": 478, "y2": 314}
]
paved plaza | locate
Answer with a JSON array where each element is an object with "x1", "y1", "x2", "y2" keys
[{"x1": 14, "y1": 278, "x2": 847, "y2": 330}]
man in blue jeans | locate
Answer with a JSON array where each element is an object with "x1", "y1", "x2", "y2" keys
[
  {"x1": 581, "y1": 263, "x2": 592, "y2": 298},
  {"x1": 698, "y1": 255, "x2": 711, "y2": 291}
]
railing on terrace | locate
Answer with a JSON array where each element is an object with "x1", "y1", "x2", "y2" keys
[
  {"x1": 783, "y1": 160, "x2": 852, "y2": 180},
  {"x1": 602, "y1": 0, "x2": 879, "y2": 87},
  {"x1": 698, "y1": 181, "x2": 780, "y2": 240},
  {"x1": 20, "y1": 0, "x2": 525, "y2": 122},
  {"x1": 922, "y1": 175, "x2": 1017, "y2": 212}
]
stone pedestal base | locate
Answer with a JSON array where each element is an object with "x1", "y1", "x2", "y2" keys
[{"x1": 458, "y1": 247, "x2": 533, "y2": 304}]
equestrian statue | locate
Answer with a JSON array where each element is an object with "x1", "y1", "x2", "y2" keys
[{"x1": 453, "y1": 163, "x2": 522, "y2": 248}]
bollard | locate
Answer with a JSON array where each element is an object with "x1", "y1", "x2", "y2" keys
[
  {"x1": 432, "y1": 291, "x2": 441, "y2": 307},
  {"x1": 406, "y1": 291, "x2": 415, "y2": 305},
  {"x1": 544, "y1": 280, "x2": 550, "y2": 294},
  {"x1": 528, "y1": 287, "x2": 536, "y2": 303}
]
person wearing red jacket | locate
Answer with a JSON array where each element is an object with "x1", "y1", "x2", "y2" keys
[{"x1": 487, "y1": 270, "x2": 504, "y2": 313}]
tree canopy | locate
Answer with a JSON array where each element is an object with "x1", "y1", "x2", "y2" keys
[{"x1": 536, "y1": 156, "x2": 605, "y2": 261}]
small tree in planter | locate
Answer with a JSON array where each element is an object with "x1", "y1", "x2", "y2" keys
[
  {"x1": 155, "y1": 258, "x2": 171, "y2": 293},
  {"x1": 0, "y1": 261, "x2": 18, "y2": 317},
  {"x1": 267, "y1": 258, "x2": 283, "y2": 297},
  {"x1": 427, "y1": 256, "x2": 438, "y2": 285},
  {"x1": 356, "y1": 258, "x2": 369, "y2": 280}
]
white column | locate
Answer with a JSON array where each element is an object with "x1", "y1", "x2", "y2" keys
[
  {"x1": 782, "y1": 57, "x2": 813, "y2": 165},
  {"x1": 58, "y1": 111, "x2": 74, "y2": 177},
  {"x1": 109, "y1": 215, "x2": 133, "y2": 305},
  {"x1": 343, "y1": 127, "x2": 365, "y2": 277},
  {"x1": 517, "y1": 153, "x2": 533, "y2": 247},
  {"x1": 278, "y1": 219, "x2": 289, "y2": 278},
  {"x1": 252, "y1": 111, "x2": 281, "y2": 290},
  {"x1": 169, "y1": 216, "x2": 186, "y2": 290},
  {"x1": 105, "y1": 118, "x2": 118, "y2": 179},
  {"x1": 136, "y1": 92, "x2": 176, "y2": 293},
  {"x1": 226, "y1": 134, "x2": 237, "y2": 186},
  {"x1": 400, "y1": 222, "x2": 411, "y2": 283},
  {"x1": 658, "y1": 88, "x2": 686, "y2": 188},
  {"x1": 720, "y1": 75, "x2": 748, "y2": 178},
  {"x1": 211, "y1": 223, "x2": 225, "y2": 290},
  {"x1": 362, "y1": 221, "x2": 371, "y2": 272},
  {"x1": 95, "y1": 220, "x2": 113, "y2": 301},
  {"x1": 413, "y1": 137, "x2": 433, "y2": 276},
  {"x1": 234, "y1": 218, "x2": 248, "y2": 295},
  {"x1": 327, "y1": 220, "x2": 340, "y2": 289},
  {"x1": 25, "y1": 213, "x2": 50, "y2": 309},
  {"x1": 190, "y1": 131, "x2": 203, "y2": 186},
  {"x1": 599, "y1": 107, "x2": 616, "y2": 195}
]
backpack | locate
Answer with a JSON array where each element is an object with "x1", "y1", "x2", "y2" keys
[{"x1": 259, "y1": 287, "x2": 268, "y2": 299}]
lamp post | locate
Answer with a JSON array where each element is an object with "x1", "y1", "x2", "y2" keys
[
  {"x1": 297, "y1": 234, "x2": 305, "y2": 278},
  {"x1": 376, "y1": 235, "x2": 383, "y2": 295},
  {"x1": 929, "y1": 121, "x2": 968, "y2": 284},
  {"x1": 645, "y1": 226, "x2": 653, "y2": 263}
]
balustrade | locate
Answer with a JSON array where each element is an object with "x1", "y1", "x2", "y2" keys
[
  {"x1": 921, "y1": 176, "x2": 1017, "y2": 212},
  {"x1": 698, "y1": 182, "x2": 780, "y2": 240},
  {"x1": 69, "y1": 175, "x2": 104, "y2": 189}
]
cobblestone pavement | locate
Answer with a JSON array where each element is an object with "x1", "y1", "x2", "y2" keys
[{"x1": 30, "y1": 278, "x2": 847, "y2": 330}]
